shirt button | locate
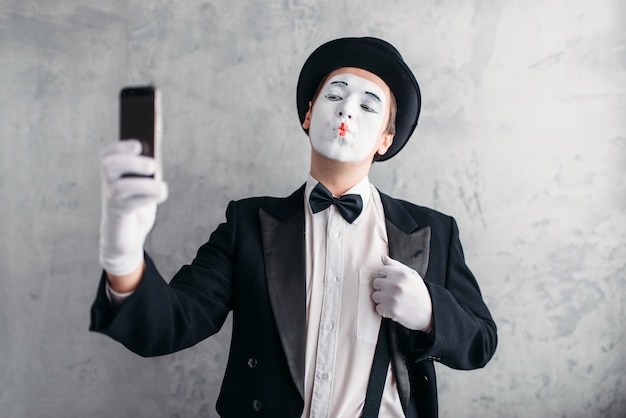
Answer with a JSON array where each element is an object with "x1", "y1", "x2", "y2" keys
[
  {"x1": 247, "y1": 357, "x2": 257, "y2": 368},
  {"x1": 252, "y1": 400, "x2": 262, "y2": 411},
  {"x1": 321, "y1": 372, "x2": 330, "y2": 381},
  {"x1": 330, "y1": 230, "x2": 340, "y2": 238},
  {"x1": 325, "y1": 323, "x2": 334, "y2": 330}
]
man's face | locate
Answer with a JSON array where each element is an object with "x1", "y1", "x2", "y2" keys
[{"x1": 303, "y1": 67, "x2": 394, "y2": 163}]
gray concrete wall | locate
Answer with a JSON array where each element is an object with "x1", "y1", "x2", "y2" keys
[{"x1": 1, "y1": 1, "x2": 624, "y2": 417}]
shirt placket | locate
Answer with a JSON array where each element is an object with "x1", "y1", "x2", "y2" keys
[{"x1": 309, "y1": 207, "x2": 345, "y2": 418}]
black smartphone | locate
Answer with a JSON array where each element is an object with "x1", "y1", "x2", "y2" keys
[{"x1": 119, "y1": 86, "x2": 162, "y2": 178}]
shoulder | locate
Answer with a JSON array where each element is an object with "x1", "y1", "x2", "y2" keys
[
  {"x1": 378, "y1": 190, "x2": 456, "y2": 230},
  {"x1": 379, "y1": 191, "x2": 452, "y2": 221},
  {"x1": 227, "y1": 185, "x2": 306, "y2": 218}
]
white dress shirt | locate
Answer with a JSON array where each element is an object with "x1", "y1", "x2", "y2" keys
[{"x1": 302, "y1": 175, "x2": 404, "y2": 418}]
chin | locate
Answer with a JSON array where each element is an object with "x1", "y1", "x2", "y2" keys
[
  {"x1": 311, "y1": 134, "x2": 371, "y2": 163},
  {"x1": 320, "y1": 148, "x2": 368, "y2": 164}
]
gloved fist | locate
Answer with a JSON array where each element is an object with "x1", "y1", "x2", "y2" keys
[
  {"x1": 372, "y1": 255, "x2": 433, "y2": 332},
  {"x1": 99, "y1": 140, "x2": 168, "y2": 276}
]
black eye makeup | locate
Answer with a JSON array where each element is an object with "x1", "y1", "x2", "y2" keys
[
  {"x1": 325, "y1": 93, "x2": 342, "y2": 101},
  {"x1": 360, "y1": 104, "x2": 378, "y2": 113}
]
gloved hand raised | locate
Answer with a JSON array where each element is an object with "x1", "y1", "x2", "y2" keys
[
  {"x1": 372, "y1": 255, "x2": 433, "y2": 333},
  {"x1": 99, "y1": 140, "x2": 168, "y2": 276}
]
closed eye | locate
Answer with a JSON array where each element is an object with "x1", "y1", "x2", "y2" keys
[
  {"x1": 361, "y1": 104, "x2": 378, "y2": 113},
  {"x1": 325, "y1": 93, "x2": 342, "y2": 101}
]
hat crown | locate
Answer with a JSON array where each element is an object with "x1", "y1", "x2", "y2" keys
[{"x1": 359, "y1": 37, "x2": 404, "y2": 61}]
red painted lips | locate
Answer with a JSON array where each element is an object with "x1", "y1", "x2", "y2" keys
[{"x1": 338, "y1": 122, "x2": 348, "y2": 137}]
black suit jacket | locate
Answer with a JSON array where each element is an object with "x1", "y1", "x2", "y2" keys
[{"x1": 90, "y1": 185, "x2": 497, "y2": 418}]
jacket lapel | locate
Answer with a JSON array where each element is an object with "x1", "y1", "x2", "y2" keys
[
  {"x1": 380, "y1": 192, "x2": 432, "y2": 411},
  {"x1": 259, "y1": 185, "x2": 307, "y2": 400},
  {"x1": 379, "y1": 191, "x2": 431, "y2": 278}
]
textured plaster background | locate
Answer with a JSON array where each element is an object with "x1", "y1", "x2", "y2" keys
[{"x1": 1, "y1": 0, "x2": 624, "y2": 417}]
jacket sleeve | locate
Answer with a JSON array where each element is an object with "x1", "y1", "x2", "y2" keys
[
  {"x1": 89, "y1": 201, "x2": 238, "y2": 357},
  {"x1": 410, "y1": 216, "x2": 497, "y2": 370}
]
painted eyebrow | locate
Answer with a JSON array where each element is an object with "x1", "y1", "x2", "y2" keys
[
  {"x1": 328, "y1": 80, "x2": 382, "y2": 102},
  {"x1": 365, "y1": 91, "x2": 382, "y2": 102}
]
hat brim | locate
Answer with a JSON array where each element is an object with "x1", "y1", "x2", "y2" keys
[{"x1": 297, "y1": 37, "x2": 421, "y2": 161}]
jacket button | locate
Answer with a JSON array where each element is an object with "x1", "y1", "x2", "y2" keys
[
  {"x1": 247, "y1": 357, "x2": 258, "y2": 368},
  {"x1": 252, "y1": 400, "x2": 262, "y2": 411}
]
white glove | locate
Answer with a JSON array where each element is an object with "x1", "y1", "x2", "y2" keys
[
  {"x1": 372, "y1": 255, "x2": 433, "y2": 332},
  {"x1": 99, "y1": 140, "x2": 168, "y2": 276}
]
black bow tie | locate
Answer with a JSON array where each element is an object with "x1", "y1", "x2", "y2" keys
[{"x1": 309, "y1": 182, "x2": 363, "y2": 224}]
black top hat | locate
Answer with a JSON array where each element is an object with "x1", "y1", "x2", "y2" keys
[{"x1": 297, "y1": 37, "x2": 421, "y2": 161}]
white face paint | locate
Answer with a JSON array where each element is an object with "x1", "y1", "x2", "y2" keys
[{"x1": 308, "y1": 72, "x2": 389, "y2": 163}]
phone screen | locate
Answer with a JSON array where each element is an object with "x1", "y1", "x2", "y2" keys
[{"x1": 120, "y1": 86, "x2": 156, "y2": 158}]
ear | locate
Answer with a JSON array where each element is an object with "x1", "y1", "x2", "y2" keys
[
  {"x1": 302, "y1": 101, "x2": 312, "y2": 130},
  {"x1": 376, "y1": 133, "x2": 394, "y2": 156}
]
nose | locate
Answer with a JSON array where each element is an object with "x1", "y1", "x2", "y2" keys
[
  {"x1": 338, "y1": 96, "x2": 357, "y2": 119},
  {"x1": 338, "y1": 110, "x2": 352, "y2": 119}
]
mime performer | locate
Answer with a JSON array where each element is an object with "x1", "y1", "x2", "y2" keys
[{"x1": 91, "y1": 37, "x2": 497, "y2": 418}]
